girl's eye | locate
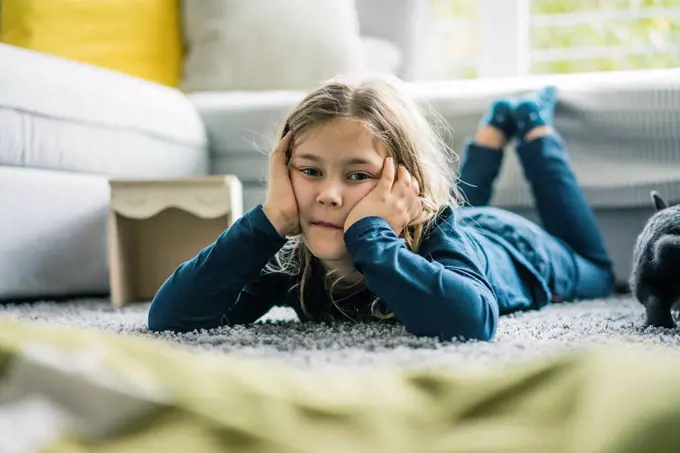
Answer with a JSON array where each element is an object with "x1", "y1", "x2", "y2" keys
[
  {"x1": 349, "y1": 173, "x2": 372, "y2": 181},
  {"x1": 300, "y1": 168, "x2": 321, "y2": 177}
]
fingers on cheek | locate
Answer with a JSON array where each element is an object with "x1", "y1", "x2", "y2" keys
[
  {"x1": 385, "y1": 158, "x2": 397, "y2": 180},
  {"x1": 397, "y1": 198, "x2": 409, "y2": 214},
  {"x1": 404, "y1": 167, "x2": 413, "y2": 186},
  {"x1": 410, "y1": 192, "x2": 422, "y2": 215},
  {"x1": 406, "y1": 193, "x2": 417, "y2": 210},
  {"x1": 397, "y1": 165, "x2": 408, "y2": 182}
]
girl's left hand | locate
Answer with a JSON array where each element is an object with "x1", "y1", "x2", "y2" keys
[{"x1": 344, "y1": 157, "x2": 422, "y2": 235}]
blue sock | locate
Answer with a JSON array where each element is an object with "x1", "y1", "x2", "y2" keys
[
  {"x1": 480, "y1": 98, "x2": 517, "y2": 140},
  {"x1": 514, "y1": 85, "x2": 558, "y2": 140}
]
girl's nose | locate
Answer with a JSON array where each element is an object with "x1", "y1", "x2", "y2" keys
[{"x1": 316, "y1": 183, "x2": 342, "y2": 207}]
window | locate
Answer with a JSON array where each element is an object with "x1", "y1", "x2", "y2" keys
[
  {"x1": 427, "y1": 0, "x2": 680, "y2": 79},
  {"x1": 427, "y1": 0, "x2": 479, "y2": 79}
]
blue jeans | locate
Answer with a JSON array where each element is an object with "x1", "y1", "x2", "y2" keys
[{"x1": 457, "y1": 134, "x2": 615, "y2": 301}]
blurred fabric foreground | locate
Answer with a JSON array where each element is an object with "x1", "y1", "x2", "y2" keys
[{"x1": 0, "y1": 315, "x2": 679, "y2": 453}]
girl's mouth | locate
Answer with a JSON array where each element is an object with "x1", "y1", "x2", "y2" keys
[{"x1": 312, "y1": 221, "x2": 343, "y2": 230}]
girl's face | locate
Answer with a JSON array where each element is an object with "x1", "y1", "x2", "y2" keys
[{"x1": 289, "y1": 118, "x2": 388, "y2": 268}]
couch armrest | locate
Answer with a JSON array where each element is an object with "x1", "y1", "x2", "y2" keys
[
  {"x1": 0, "y1": 43, "x2": 208, "y2": 177},
  {"x1": 0, "y1": 43, "x2": 206, "y2": 148}
]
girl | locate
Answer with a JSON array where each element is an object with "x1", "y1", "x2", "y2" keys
[{"x1": 147, "y1": 77, "x2": 615, "y2": 342}]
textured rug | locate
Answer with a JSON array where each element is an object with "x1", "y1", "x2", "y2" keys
[{"x1": 1, "y1": 296, "x2": 679, "y2": 371}]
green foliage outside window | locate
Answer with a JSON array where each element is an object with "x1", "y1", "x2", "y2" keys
[
  {"x1": 430, "y1": 0, "x2": 679, "y2": 78},
  {"x1": 531, "y1": 0, "x2": 680, "y2": 73},
  {"x1": 530, "y1": 0, "x2": 680, "y2": 14},
  {"x1": 431, "y1": 0, "x2": 477, "y2": 19}
]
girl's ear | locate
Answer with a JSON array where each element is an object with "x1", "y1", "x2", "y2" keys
[{"x1": 652, "y1": 190, "x2": 668, "y2": 211}]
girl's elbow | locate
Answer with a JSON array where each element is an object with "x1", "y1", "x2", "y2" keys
[
  {"x1": 433, "y1": 294, "x2": 499, "y2": 342},
  {"x1": 147, "y1": 307, "x2": 204, "y2": 333},
  {"x1": 147, "y1": 317, "x2": 165, "y2": 333},
  {"x1": 462, "y1": 295, "x2": 499, "y2": 341},
  {"x1": 458, "y1": 288, "x2": 499, "y2": 341},
  {"x1": 461, "y1": 316, "x2": 497, "y2": 342},
  {"x1": 440, "y1": 316, "x2": 496, "y2": 342},
  {"x1": 407, "y1": 312, "x2": 497, "y2": 343},
  {"x1": 147, "y1": 301, "x2": 173, "y2": 333},
  {"x1": 146, "y1": 276, "x2": 199, "y2": 333},
  {"x1": 147, "y1": 289, "x2": 191, "y2": 333},
  {"x1": 147, "y1": 294, "x2": 228, "y2": 333}
]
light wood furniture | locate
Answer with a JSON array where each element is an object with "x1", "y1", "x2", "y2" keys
[{"x1": 108, "y1": 175, "x2": 243, "y2": 308}]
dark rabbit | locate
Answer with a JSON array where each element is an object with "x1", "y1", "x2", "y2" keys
[{"x1": 630, "y1": 191, "x2": 680, "y2": 328}]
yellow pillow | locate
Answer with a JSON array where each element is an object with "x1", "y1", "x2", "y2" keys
[{"x1": 0, "y1": 0, "x2": 183, "y2": 87}]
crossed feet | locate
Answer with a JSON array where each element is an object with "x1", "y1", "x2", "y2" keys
[{"x1": 475, "y1": 85, "x2": 558, "y2": 150}]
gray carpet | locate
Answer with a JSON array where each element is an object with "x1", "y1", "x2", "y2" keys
[{"x1": 1, "y1": 296, "x2": 679, "y2": 371}]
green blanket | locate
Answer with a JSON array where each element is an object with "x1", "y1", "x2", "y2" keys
[{"x1": 1, "y1": 315, "x2": 679, "y2": 453}]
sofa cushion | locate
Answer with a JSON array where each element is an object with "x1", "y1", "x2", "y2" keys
[
  {"x1": 190, "y1": 68, "x2": 680, "y2": 211},
  {"x1": 0, "y1": 0, "x2": 183, "y2": 87},
  {"x1": 0, "y1": 43, "x2": 208, "y2": 178},
  {"x1": 181, "y1": 0, "x2": 365, "y2": 92}
]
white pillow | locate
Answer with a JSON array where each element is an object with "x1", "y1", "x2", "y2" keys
[
  {"x1": 361, "y1": 36, "x2": 403, "y2": 75},
  {"x1": 181, "y1": 0, "x2": 366, "y2": 92}
]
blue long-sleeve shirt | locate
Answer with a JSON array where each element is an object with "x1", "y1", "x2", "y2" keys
[{"x1": 148, "y1": 203, "x2": 552, "y2": 342}]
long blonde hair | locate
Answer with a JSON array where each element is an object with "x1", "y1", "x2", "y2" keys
[{"x1": 266, "y1": 75, "x2": 463, "y2": 320}]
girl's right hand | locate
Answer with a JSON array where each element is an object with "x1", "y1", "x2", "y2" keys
[{"x1": 262, "y1": 132, "x2": 300, "y2": 237}]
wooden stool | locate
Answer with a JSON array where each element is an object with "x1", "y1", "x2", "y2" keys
[{"x1": 108, "y1": 175, "x2": 243, "y2": 308}]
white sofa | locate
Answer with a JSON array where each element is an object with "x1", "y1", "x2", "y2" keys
[{"x1": 0, "y1": 43, "x2": 209, "y2": 300}]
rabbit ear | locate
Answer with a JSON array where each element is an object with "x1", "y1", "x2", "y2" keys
[{"x1": 651, "y1": 191, "x2": 668, "y2": 211}]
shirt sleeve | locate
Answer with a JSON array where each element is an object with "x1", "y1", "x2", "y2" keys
[
  {"x1": 147, "y1": 204, "x2": 290, "y2": 332},
  {"x1": 343, "y1": 207, "x2": 499, "y2": 342}
]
